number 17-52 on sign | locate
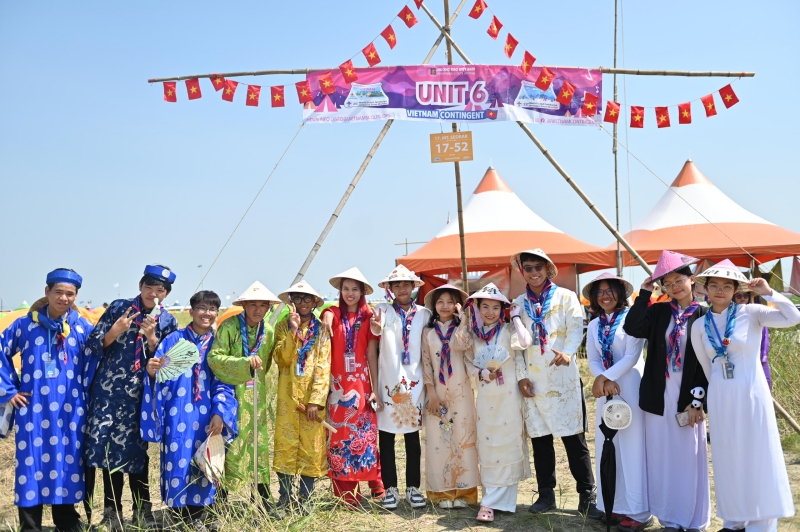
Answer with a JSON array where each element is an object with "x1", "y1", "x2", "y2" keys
[{"x1": 430, "y1": 131, "x2": 474, "y2": 163}]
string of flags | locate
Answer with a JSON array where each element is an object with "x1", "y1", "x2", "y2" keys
[{"x1": 162, "y1": 1, "x2": 424, "y2": 107}]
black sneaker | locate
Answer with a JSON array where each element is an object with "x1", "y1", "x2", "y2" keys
[
  {"x1": 577, "y1": 491, "x2": 604, "y2": 520},
  {"x1": 130, "y1": 502, "x2": 158, "y2": 531},
  {"x1": 97, "y1": 507, "x2": 124, "y2": 532},
  {"x1": 528, "y1": 492, "x2": 556, "y2": 514}
]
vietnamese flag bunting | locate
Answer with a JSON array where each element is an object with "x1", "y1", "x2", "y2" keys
[
  {"x1": 185, "y1": 78, "x2": 202, "y2": 100},
  {"x1": 520, "y1": 51, "x2": 535, "y2": 77},
  {"x1": 630, "y1": 106, "x2": 644, "y2": 128},
  {"x1": 656, "y1": 106, "x2": 671, "y2": 128},
  {"x1": 504, "y1": 33, "x2": 518, "y2": 59},
  {"x1": 381, "y1": 25, "x2": 398, "y2": 49},
  {"x1": 221, "y1": 80, "x2": 238, "y2": 102},
  {"x1": 163, "y1": 82, "x2": 177, "y2": 102},
  {"x1": 469, "y1": 0, "x2": 487, "y2": 18},
  {"x1": 339, "y1": 60, "x2": 359, "y2": 83},
  {"x1": 701, "y1": 94, "x2": 717, "y2": 117},
  {"x1": 719, "y1": 84, "x2": 739, "y2": 108},
  {"x1": 271, "y1": 86, "x2": 285, "y2": 107},
  {"x1": 363, "y1": 43, "x2": 381, "y2": 67},
  {"x1": 487, "y1": 16, "x2": 502, "y2": 39},
  {"x1": 246, "y1": 85, "x2": 260, "y2": 107},
  {"x1": 556, "y1": 81, "x2": 575, "y2": 106},
  {"x1": 581, "y1": 92, "x2": 598, "y2": 116},
  {"x1": 604, "y1": 101, "x2": 620, "y2": 123},
  {"x1": 295, "y1": 80, "x2": 313, "y2": 103},
  {"x1": 414, "y1": 0, "x2": 424, "y2": 8},
  {"x1": 678, "y1": 102, "x2": 692, "y2": 124},
  {"x1": 211, "y1": 75, "x2": 226, "y2": 91},
  {"x1": 319, "y1": 72, "x2": 336, "y2": 95},
  {"x1": 535, "y1": 66, "x2": 554, "y2": 91},
  {"x1": 398, "y1": 6, "x2": 418, "y2": 28}
]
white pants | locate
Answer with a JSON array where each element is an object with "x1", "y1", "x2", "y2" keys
[
  {"x1": 481, "y1": 484, "x2": 518, "y2": 512},
  {"x1": 723, "y1": 518, "x2": 777, "y2": 532}
]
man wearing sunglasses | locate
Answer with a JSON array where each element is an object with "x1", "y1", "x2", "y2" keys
[{"x1": 510, "y1": 249, "x2": 601, "y2": 518}]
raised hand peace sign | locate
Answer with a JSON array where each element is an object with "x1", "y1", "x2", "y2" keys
[
  {"x1": 288, "y1": 304, "x2": 301, "y2": 334},
  {"x1": 370, "y1": 307, "x2": 383, "y2": 329},
  {"x1": 113, "y1": 307, "x2": 140, "y2": 333}
]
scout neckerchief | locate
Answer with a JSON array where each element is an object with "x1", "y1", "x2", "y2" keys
[
  {"x1": 186, "y1": 323, "x2": 213, "y2": 402},
  {"x1": 705, "y1": 301, "x2": 737, "y2": 364},
  {"x1": 31, "y1": 306, "x2": 71, "y2": 364},
  {"x1": 434, "y1": 320, "x2": 458, "y2": 385},
  {"x1": 666, "y1": 298, "x2": 700, "y2": 378},
  {"x1": 341, "y1": 309, "x2": 363, "y2": 354},
  {"x1": 296, "y1": 315, "x2": 319, "y2": 376},
  {"x1": 598, "y1": 308, "x2": 628, "y2": 370},
  {"x1": 237, "y1": 312, "x2": 265, "y2": 359},
  {"x1": 523, "y1": 280, "x2": 556, "y2": 354},
  {"x1": 132, "y1": 296, "x2": 165, "y2": 372},
  {"x1": 392, "y1": 300, "x2": 418, "y2": 365},
  {"x1": 468, "y1": 301, "x2": 503, "y2": 343}
]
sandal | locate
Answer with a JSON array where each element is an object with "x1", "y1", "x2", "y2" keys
[{"x1": 476, "y1": 506, "x2": 494, "y2": 522}]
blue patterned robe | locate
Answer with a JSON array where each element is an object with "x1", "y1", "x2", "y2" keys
[
  {"x1": 84, "y1": 298, "x2": 177, "y2": 473},
  {"x1": 141, "y1": 327, "x2": 238, "y2": 508},
  {"x1": 0, "y1": 307, "x2": 95, "y2": 507}
]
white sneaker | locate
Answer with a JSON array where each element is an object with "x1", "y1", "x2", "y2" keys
[
  {"x1": 453, "y1": 498, "x2": 468, "y2": 508},
  {"x1": 439, "y1": 499, "x2": 454, "y2": 509},
  {"x1": 382, "y1": 487, "x2": 399, "y2": 510},
  {"x1": 406, "y1": 487, "x2": 427, "y2": 508}
]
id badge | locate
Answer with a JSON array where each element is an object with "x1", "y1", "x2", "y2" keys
[
  {"x1": 344, "y1": 351, "x2": 356, "y2": 373},
  {"x1": 45, "y1": 356, "x2": 58, "y2": 379},
  {"x1": 198, "y1": 371, "x2": 206, "y2": 392},
  {"x1": 495, "y1": 369, "x2": 505, "y2": 385},
  {"x1": 532, "y1": 325, "x2": 540, "y2": 345},
  {"x1": 722, "y1": 360, "x2": 735, "y2": 380}
]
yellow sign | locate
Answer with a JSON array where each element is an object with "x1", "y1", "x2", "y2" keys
[{"x1": 430, "y1": 131, "x2": 474, "y2": 163}]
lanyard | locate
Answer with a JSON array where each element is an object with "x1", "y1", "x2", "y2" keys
[
  {"x1": 706, "y1": 302, "x2": 736, "y2": 363},
  {"x1": 341, "y1": 310, "x2": 362, "y2": 353}
]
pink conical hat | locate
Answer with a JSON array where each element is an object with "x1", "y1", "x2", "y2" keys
[
  {"x1": 695, "y1": 259, "x2": 751, "y2": 291},
  {"x1": 652, "y1": 250, "x2": 699, "y2": 281}
]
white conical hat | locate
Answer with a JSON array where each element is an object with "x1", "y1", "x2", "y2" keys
[
  {"x1": 694, "y1": 259, "x2": 751, "y2": 292},
  {"x1": 510, "y1": 248, "x2": 558, "y2": 279},
  {"x1": 329, "y1": 267, "x2": 374, "y2": 295},
  {"x1": 193, "y1": 434, "x2": 225, "y2": 485},
  {"x1": 466, "y1": 282, "x2": 510, "y2": 305},
  {"x1": 377, "y1": 264, "x2": 424, "y2": 288},
  {"x1": 233, "y1": 281, "x2": 281, "y2": 307},
  {"x1": 278, "y1": 280, "x2": 325, "y2": 308}
]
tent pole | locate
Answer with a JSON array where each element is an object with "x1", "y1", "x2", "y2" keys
[{"x1": 612, "y1": 0, "x2": 622, "y2": 276}]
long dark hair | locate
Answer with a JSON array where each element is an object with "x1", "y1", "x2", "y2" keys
[
  {"x1": 426, "y1": 288, "x2": 463, "y2": 328},
  {"x1": 589, "y1": 279, "x2": 629, "y2": 316}
]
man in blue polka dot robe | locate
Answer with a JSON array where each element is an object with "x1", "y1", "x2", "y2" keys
[{"x1": 0, "y1": 268, "x2": 95, "y2": 532}]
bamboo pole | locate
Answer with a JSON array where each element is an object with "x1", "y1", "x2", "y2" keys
[{"x1": 774, "y1": 399, "x2": 800, "y2": 436}]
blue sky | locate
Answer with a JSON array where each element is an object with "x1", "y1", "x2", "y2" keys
[{"x1": 1, "y1": 1, "x2": 798, "y2": 308}]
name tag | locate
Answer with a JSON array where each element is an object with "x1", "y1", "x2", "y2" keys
[
  {"x1": 344, "y1": 351, "x2": 356, "y2": 373},
  {"x1": 722, "y1": 360, "x2": 735, "y2": 380},
  {"x1": 45, "y1": 357, "x2": 58, "y2": 379}
]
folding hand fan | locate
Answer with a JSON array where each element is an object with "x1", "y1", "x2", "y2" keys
[
  {"x1": 156, "y1": 339, "x2": 200, "y2": 383},
  {"x1": 472, "y1": 344, "x2": 510, "y2": 370}
]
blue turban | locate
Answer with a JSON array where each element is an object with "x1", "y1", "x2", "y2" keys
[
  {"x1": 143, "y1": 265, "x2": 177, "y2": 283},
  {"x1": 46, "y1": 269, "x2": 83, "y2": 289}
]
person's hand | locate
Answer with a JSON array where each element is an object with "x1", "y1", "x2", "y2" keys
[
  {"x1": 367, "y1": 392, "x2": 383, "y2": 413},
  {"x1": 455, "y1": 303, "x2": 462, "y2": 316},
  {"x1": 321, "y1": 312, "x2": 334, "y2": 336},
  {"x1": 549, "y1": 349, "x2": 571, "y2": 367},
  {"x1": 139, "y1": 314, "x2": 157, "y2": 343},
  {"x1": 518, "y1": 378, "x2": 535, "y2": 398},
  {"x1": 305, "y1": 404, "x2": 321, "y2": 422},
  {"x1": 146, "y1": 358, "x2": 162, "y2": 378},
  {"x1": 487, "y1": 368, "x2": 497, "y2": 381},
  {"x1": 207, "y1": 415, "x2": 223, "y2": 436},
  {"x1": 591, "y1": 375, "x2": 608, "y2": 399},
  {"x1": 684, "y1": 403, "x2": 705, "y2": 427},
  {"x1": 510, "y1": 304, "x2": 521, "y2": 319},
  {"x1": 289, "y1": 305, "x2": 301, "y2": 335},
  {"x1": 748, "y1": 277, "x2": 773, "y2": 296},
  {"x1": 10, "y1": 392, "x2": 31, "y2": 409},
  {"x1": 371, "y1": 307, "x2": 383, "y2": 329},
  {"x1": 249, "y1": 355, "x2": 263, "y2": 371},
  {"x1": 602, "y1": 379, "x2": 621, "y2": 397},
  {"x1": 426, "y1": 389, "x2": 445, "y2": 416},
  {"x1": 112, "y1": 308, "x2": 140, "y2": 336},
  {"x1": 641, "y1": 276, "x2": 655, "y2": 292}
]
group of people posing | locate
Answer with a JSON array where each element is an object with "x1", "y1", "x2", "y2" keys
[{"x1": 1, "y1": 248, "x2": 797, "y2": 532}]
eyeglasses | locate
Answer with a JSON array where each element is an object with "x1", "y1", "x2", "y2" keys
[
  {"x1": 661, "y1": 276, "x2": 689, "y2": 290},
  {"x1": 522, "y1": 264, "x2": 545, "y2": 273},
  {"x1": 733, "y1": 293, "x2": 750, "y2": 301},
  {"x1": 291, "y1": 294, "x2": 315, "y2": 304},
  {"x1": 596, "y1": 289, "x2": 617, "y2": 298},
  {"x1": 194, "y1": 306, "x2": 219, "y2": 314},
  {"x1": 706, "y1": 284, "x2": 735, "y2": 293}
]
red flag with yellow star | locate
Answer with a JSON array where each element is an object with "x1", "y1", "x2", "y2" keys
[
  {"x1": 163, "y1": 82, "x2": 177, "y2": 102},
  {"x1": 535, "y1": 67, "x2": 553, "y2": 91},
  {"x1": 556, "y1": 81, "x2": 575, "y2": 106},
  {"x1": 211, "y1": 75, "x2": 226, "y2": 92},
  {"x1": 381, "y1": 25, "x2": 398, "y2": 49},
  {"x1": 271, "y1": 86, "x2": 285, "y2": 108},
  {"x1": 678, "y1": 102, "x2": 692, "y2": 124},
  {"x1": 398, "y1": 6, "x2": 418, "y2": 28},
  {"x1": 339, "y1": 60, "x2": 358, "y2": 83},
  {"x1": 504, "y1": 33, "x2": 518, "y2": 59},
  {"x1": 701, "y1": 94, "x2": 717, "y2": 117},
  {"x1": 581, "y1": 92, "x2": 598, "y2": 116},
  {"x1": 318, "y1": 72, "x2": 336, "y2": 95},
  {"x1": 719, "y1": 84, "x2": 739, "y2": 108},
  {"x1": 362, "y1": 43, "x2": 381, "y2": 67},
  {"x1": 246, "y1": 85, "x2": 260, "y2": 107},
  {"x1": 221, "y1": 80, "x2": 238, "y2": 102},
  {"x1": 295, "y1": 80, "x2": 313, "y2": 104},
  {"x1": 656, "y1": 106, "x2": 671, "y2": 128},
  {"x1": 487, "y1": 16, "x2": 502, "y2": 39},
  {"x1": 414, "y1": 0, "x2": 424, "y2": 8},
  {"x1": 469, "y1": 0, "x2": 487, "y2": 19},
  {"x1": 185, "y1": 78, "x2": 202, "y2": 100},
  {"x1": 520, "y1": 51, "x2": 535, "y2": 77},
  {"x1": 604, "y1": 101, "x2": 620, "y2": 123},
  {"x1": 630, "y1": 106, "x2": 644, "y2": 128}
]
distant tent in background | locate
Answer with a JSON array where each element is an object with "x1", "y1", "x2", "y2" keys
[
  {"x1": 790, "y1": 256, "x2": 800, "y2": 297},
  {"x1": 14, "y1": 301, "x2": 30, "y2": 311}
]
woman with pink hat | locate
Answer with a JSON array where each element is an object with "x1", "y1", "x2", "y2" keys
[
  {"x1": 691, "y1": 260, "x2": 800, "y2": 532},
  {"x1": 420, "y1": 284, "x2": 480, "y2": 509},
  {"x1": 583, "y1": 273, "x2": 651, "y2": 530},
  {"x1": 451, "y1": 282, "x2": 532, "y2": 522},
  {"x1": 623, "y1": 250, "x2": 711, "y2": 532}
]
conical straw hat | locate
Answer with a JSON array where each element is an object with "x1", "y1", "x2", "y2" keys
[
  {"x1": 652, "y1": 250, "x2": 698, "y2": 282},
  {"x1": 233, "y1": 281, "x2": 281, "y2": 307},
  {"x1": 510, "y1": 248, "x2": 558, "y2": 279},
  {"x1": 581, "y1": 272, "x2": 634, "y2": 301},
  {"x1": 377, "y1": 264, "x2": 424, "y2": 288},
  {"x1": 329, "y1": 267, "x2": 374, "y2": 295},
  {"x1": 423, "y1": 283, "x2": 468, "y2": 311},
  {"x1": 466, "y1": 282, "x2": 510, "y2": 305},
  {"x1": 694, "y1": 259, "x2": 751, "y2": 291},
  {"x1": 278, "y1": 281, "x2": 325, "y2": 308},
  {"x1": 194, "y1": 434, "x2": 225, "y2": 485}
]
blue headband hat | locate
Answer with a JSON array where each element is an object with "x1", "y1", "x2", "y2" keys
[
  {"x1": 46, "y1": 269, "x2": 83, "y2": 289},
  {"x1": 144, "y1": 265, "x2": 177, "y2": 284}
]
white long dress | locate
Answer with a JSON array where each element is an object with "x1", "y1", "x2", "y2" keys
[
  {"x1": 644, "y1": 307, "x2": 711, "y2": 530},
  {"x1": 586, "y1": 313, "x2": 649, "y2": 519},
  {"x1": 691, "y1": 292, "x2": 799, "y2": 528},
  {"x1": 371, "y1": 302, "x2": 431, "y2": 434}
]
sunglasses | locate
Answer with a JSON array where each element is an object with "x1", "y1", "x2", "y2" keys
[{"x1": 522, "y1": 264, "x2": 546, "y2": 273}]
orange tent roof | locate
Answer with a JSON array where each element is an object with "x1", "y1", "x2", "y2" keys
[
  {"x1": 615, "y1": 160, "x2": 800, "y2": 267},
  {"x1": 399, "y1": 167, "x2": 615, "y2": 274}
]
